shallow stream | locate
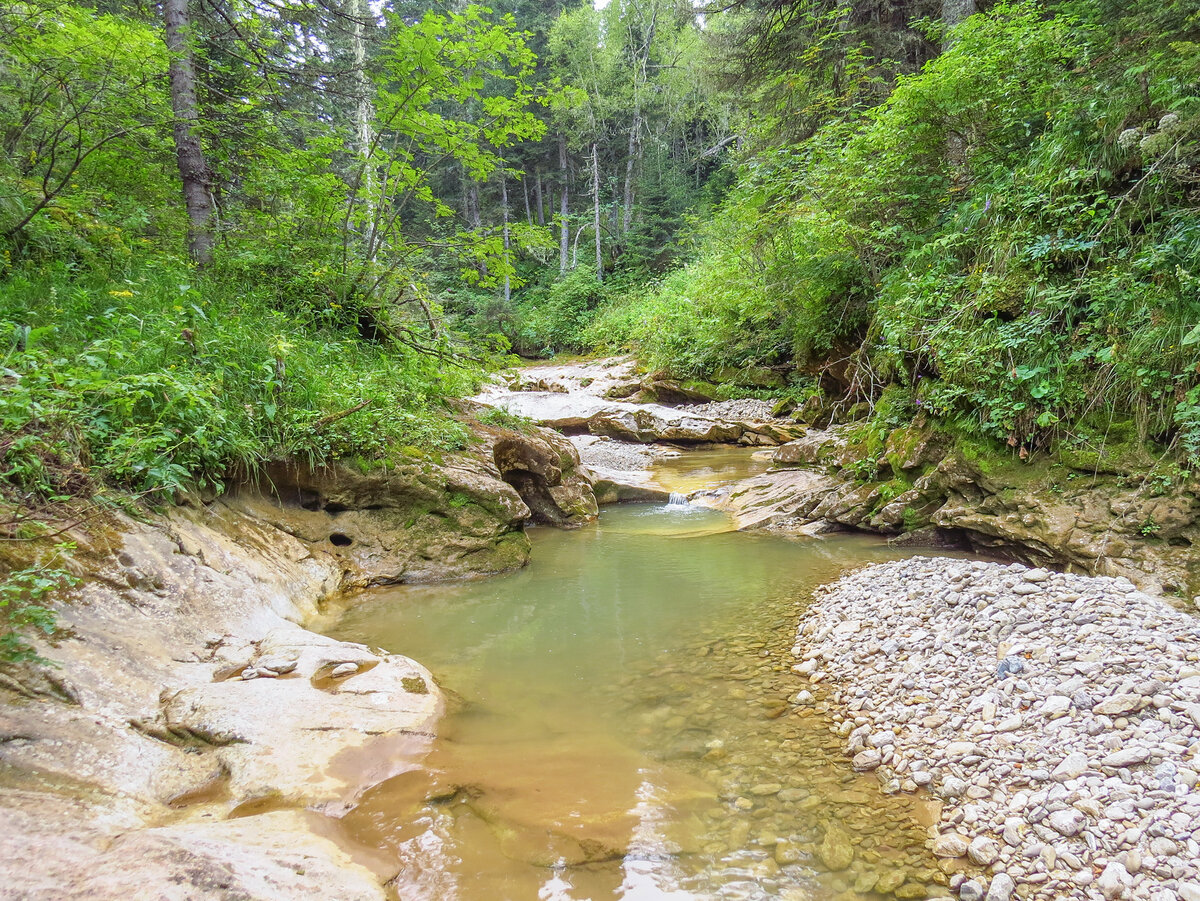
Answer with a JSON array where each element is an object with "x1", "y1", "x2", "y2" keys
[{"x1": 328, "y1": 454, "x2": 948, "y2": 900}]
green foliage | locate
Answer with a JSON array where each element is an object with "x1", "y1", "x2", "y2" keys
[
  {"x1": 0, "y1": 260, "x2": 478, "y2": 502},
  {"x1": 597, "y1": 0, "x2": 1200, "y2": 465},
  {"x1": 512, "y1": 268, "x2": 617, "y2": 355},
  {"x1": 0, "y1": 3, "x2": 178, "y2": 263},
  {"x1": 475, "y1": 405, "x2": 535, "y2": 432},
  {"x1": 0, "y1": 543, "x2": 75, "y2": 664}
]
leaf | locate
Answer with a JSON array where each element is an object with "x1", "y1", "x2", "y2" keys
[{"x1": 1182, "y1": 323, "x2": 1200, "y2": 347}]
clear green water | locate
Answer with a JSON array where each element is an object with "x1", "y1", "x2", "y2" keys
[
  {"x1": 649, "y1": 447, "x2": 773, "y2": 495},
  {"x1": 328, "y1": 503, "x2": 947, "y2": 901}
]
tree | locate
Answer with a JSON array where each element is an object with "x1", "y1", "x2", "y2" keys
[
  {"x1": 0, "y1": 3, "x2": 173, "y2": 254},
  {"x1": 164, "y1": 0, "x2": 217, "y2": 266}
]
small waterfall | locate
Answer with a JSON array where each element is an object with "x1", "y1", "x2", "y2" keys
[{"x1": 667, "y1": 492, "x2": 690, "y2": 507}]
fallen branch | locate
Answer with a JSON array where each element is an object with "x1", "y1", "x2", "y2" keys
[{"x1": 309, "y1": 399, "x2": 371, "y2": 433}]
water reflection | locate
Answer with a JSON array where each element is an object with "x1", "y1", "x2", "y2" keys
[
  {"x1": 328, "y1": 505, "x2": 943, "y2": 900},
  {"x1": 649, "y1": 447, "x2": 773, "y2": 496}
]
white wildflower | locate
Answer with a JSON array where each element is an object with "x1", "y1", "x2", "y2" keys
[{"x1": 1117, "y1": 127, "x2": 1142, "y2": 151}]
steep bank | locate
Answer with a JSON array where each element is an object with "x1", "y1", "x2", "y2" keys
[
  {"x1": 0, "y1": 424, "x2": 596, "y2": 899},
  {"x1": 794, "y1": 557, "x2": 1200, "y2": 901},
  {"x1": 705, "y1": 425, "x2": 1199, "y2": 604}
]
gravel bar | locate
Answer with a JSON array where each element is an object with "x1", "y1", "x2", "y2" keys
[{"x1": 793, "y1": 557, "x2": 1200, "y2": 901}]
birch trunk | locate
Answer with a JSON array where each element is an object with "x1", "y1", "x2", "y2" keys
[
  {"x1": 534, "y1": 168, "x2": 545, "y2": 227},
  {"x1": 592, "y1": 143, "x2": 602, "y2": 283},
  {"x1": 351, "y1": 0, "x2": 377, "y2": 259},
  {"x1": 501, "y1": 170, "x2": 511, "y2": 304},
  {"x1": 559, "y1": 136, "x2": 569, "y2": 274},
  {"x1": 622, "y1": 101, "x2": 640, "y2": 235}
]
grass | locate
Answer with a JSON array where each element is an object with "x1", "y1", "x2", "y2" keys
[
  {"x1": 0, "y1": 255, "x2": 487, "y2": 663},
  {"x1": 0, "y1": 257, "x2": 482, "y2": 503}
]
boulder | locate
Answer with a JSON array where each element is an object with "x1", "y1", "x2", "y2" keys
[
  {"x1": 492, "y1": 431, "x2": 597, "y2": 527},
  {"x1": 772, "y1": 431, "x2": 843, "y2": 467},
  {"x1": 637, "y1": 376, "x2": 715, "y2": 405}
]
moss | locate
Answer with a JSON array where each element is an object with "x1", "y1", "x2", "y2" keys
[
  {"x1": 680, "y1": 378, "x2": 721, "y2": 397},
  {"x1": 488, "y1": 531, "x2": 531, "y2": 572},
  {"x1": 1054, "y1": 437, "x2": 1158, "y2": 477},
  {"x1": 877, "y1": 477, "x2": 914, "y2": 504},
  {"x1": 401, "y1": 675, "x2": 429, "y2": 694},
  {"x1": 884, "y1": 425, "x2": 927, "y2": 474},
  {"x1": 901, "y1": 507, "x2": 926, "y2": 531}
]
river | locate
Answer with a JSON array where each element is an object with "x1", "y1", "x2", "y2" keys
[{"x1": 326, "y1": 452, "x2": 950, "y2": 900}]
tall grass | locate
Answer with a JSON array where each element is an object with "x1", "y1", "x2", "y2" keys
[{"x1": 0, "y1": 257, "x2": 480, "y2": 503}]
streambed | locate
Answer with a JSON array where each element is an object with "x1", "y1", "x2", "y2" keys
[{"x1": 327, "y1": 456, "x2": 953, "y2": 900}]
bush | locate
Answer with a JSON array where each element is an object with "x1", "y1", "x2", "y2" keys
[{"x1": 0, "y1": 258, "x2": 480, "y2": 502}]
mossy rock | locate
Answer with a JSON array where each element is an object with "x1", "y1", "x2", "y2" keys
[
  {"x1": 885, "y1": 424, "x2": 951, "y2": 474},
  {"x1": 712, "y1": 365, "x2": 787, "y2": 389},
  {"x1": 1055, "y1": 440, "x2": 1158, "y2": 477}
]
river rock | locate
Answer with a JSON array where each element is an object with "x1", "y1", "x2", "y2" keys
[
  {"x1": 985, "y1": 873, "x2": 1016, "y2": 901},
  {"x1": 968, "y1": 836, "x2": 1000, "y2": 867},
  {"x1": 795, "y1": 556, "x2": 1200, "y2": 901},
  {"x1": 1094, "y1": 694, "x2": 1142, "y2": 716},
  {"x1": 1048, "y1": 808, "x2": 1087, "y2": 837},
  {"x1": 817, "y1": 822, "x2": 855, "y2": 871},
  {"x1": 853, "y1": 749, "x2": 882, "y2": 771},
  {"x1": 1102, "y1": 748, "x2": 1149, "y2": 768},
  {"x1": 1099, "y1": 862, "x2": 1134, "y2": 899},
  {"x1": 934, "y1": 833, "x2": 970, "y2": 858},
  {"x1": 480, "y1": 382, "x2": 801, "y2": 447},
  {"x1": 1053, "y1": 750, "x2": 1089, "y2": 778}
]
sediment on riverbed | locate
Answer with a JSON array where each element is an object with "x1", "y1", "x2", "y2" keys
[{"x1": 793, "y1": 556, "x2": 1200, "y2": 901}]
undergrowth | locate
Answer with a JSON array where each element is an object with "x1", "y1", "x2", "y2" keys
[
  {"x1": 590, "y1": 1, "x2": 1200, "y2": 465},
  {"x1": 0, "y1": 255, "x2": 486, "y2": 660}
]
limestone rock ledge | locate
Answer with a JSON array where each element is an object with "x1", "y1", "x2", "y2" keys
[
  {"x1": 0, "y1": 428, "x2": 597, "y2": 900},
  {"x1": 708, "y1": 426, "x2": 1199, "y2": 601}
]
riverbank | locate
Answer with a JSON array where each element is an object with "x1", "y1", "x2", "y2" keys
[
  {"x1": 794, "y1": 556, "x2": 1200, "y2": 901},
  {"x1": 0, "y1": 424, "x2": 598, "y2": 899}
]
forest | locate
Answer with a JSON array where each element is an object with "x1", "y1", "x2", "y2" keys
[{"x1": 0, "y1": 0, "x2": 1197, "y2": 652}]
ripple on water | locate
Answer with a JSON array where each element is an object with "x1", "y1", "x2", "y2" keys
[{"x1": 327, "y1": 503, "x2": 948, "y2": 901}]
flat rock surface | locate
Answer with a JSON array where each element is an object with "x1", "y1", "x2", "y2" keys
[
  {"x1": 795, "y1": 556, "x2": 1200, "y2": 901},
  {"x1": 478, "y1": 359, "x2": 801, "y2": 447},
  {"x1": 1, "y1": 805, "x2": 387, "y2": 901}
]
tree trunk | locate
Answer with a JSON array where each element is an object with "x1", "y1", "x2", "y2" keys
[
  {"x1": 164, "y1": 0, "x2": 216, "y2": 267},
  {"x1": 592, "y1": 143, "x2": 602, "y2": 283},
  {"x1": 462, "y1": 165, "x2": 485, "y2": 277},
  {"x1": 559, "y1": 135, "x2": 569, "y2": 274},
  {"x1": 350, "y1": 0, "x2": 376, "y2": 258},
  {"x1": 942, "y1": 0, "x2": 976, "y2": 35},
  {"x1": 534, "y1": 168, "x2": 544, "y2": 227},
  {"x1": 521, "y1": 176, "x2": 532, "y2": 226},
  {"x1": 622, "y1": 100, "x2": 640, "y2": 235},
  {"x1": 943, "y1": 0, "x2": 976, "y2": 170},
  {"x1": 501, "y1": 169, "x2": 511, "y2": 304}
]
